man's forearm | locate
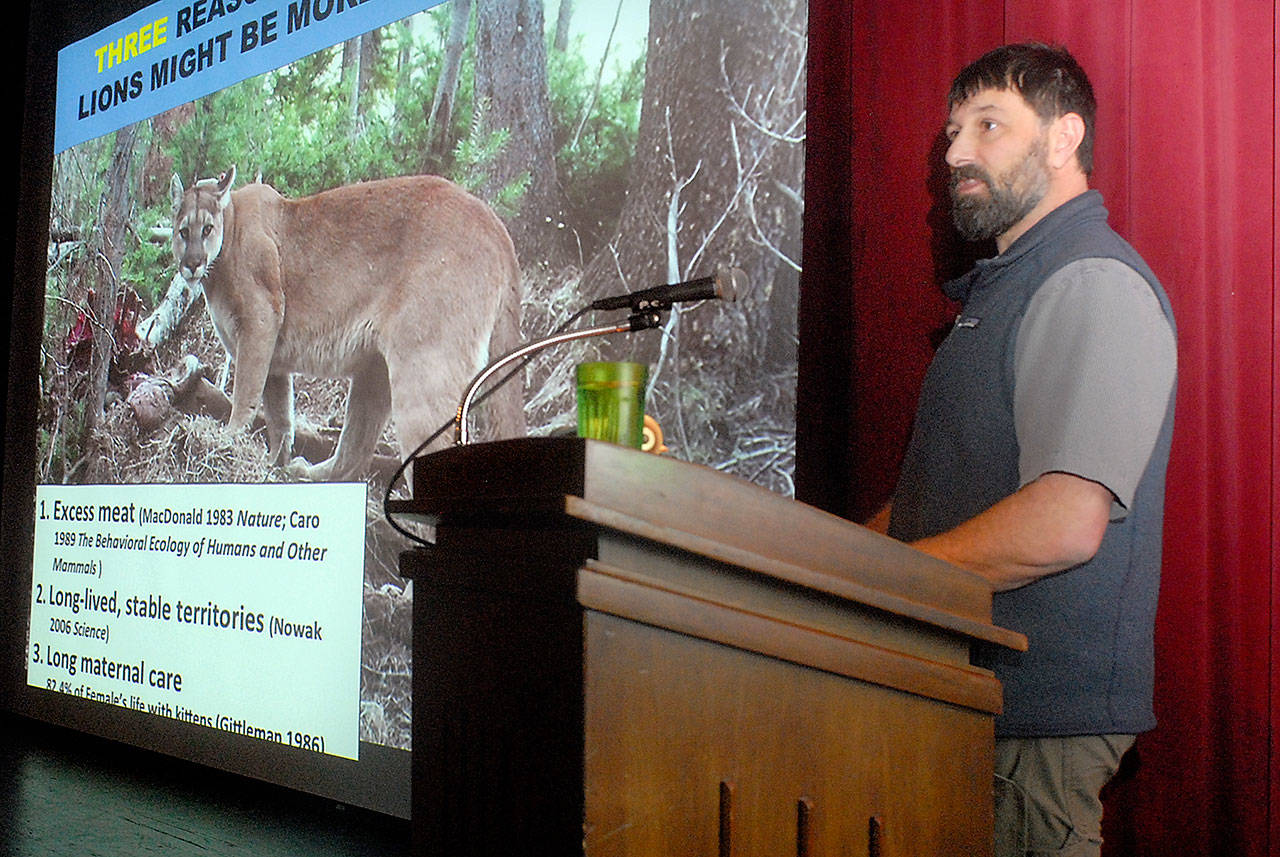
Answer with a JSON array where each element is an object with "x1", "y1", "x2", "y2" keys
[
  {"x1": 863, "y1": 502, "x2": 892, "y2": 535},
  {"x1": 908, "y1": 472, "x2": 1112, "y2": 591}
]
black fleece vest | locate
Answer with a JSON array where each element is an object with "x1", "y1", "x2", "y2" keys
[{"x1": 889, "y1": 190, "x2": 1176, "y2": 737}]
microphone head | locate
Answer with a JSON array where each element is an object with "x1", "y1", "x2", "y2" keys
[{"x1": 715, "y1": 266, "x2": 746, "y2": 302}]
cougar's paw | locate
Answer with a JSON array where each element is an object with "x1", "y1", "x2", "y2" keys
[
  {"x1": 285, "y1": 456, "x2": 332, "y2": 482},
  {"x1": 270, "y1": 440, "x2": 294, "y2": 469}
]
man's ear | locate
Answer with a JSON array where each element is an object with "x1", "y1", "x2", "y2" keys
[{"x1": 1049, "y1": 112, "x2": 1086, "y2": 171}]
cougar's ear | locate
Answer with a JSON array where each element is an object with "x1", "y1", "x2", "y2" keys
[
  {"x1": 215, "y1": 165, "x2": 236, "y2": 210},
  {"x1": 170, "y1": 174, "x2": 184, "y2": 213}
]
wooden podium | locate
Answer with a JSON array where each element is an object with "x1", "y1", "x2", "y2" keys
[{"x1": 395, "y1": 438, "x2": 1025, "y2": 856}]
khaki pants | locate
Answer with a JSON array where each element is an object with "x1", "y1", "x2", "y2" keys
[{"x1": 993, "y1": 735, "x2": 1135, "y2": 857}]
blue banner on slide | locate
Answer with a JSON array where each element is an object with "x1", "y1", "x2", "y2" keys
[{"x1": 55, "y1": 0, "x2": 443, "y2": 153}]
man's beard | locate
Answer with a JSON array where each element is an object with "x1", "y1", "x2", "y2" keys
[{"x1": 949, "y1": 137, "x2": 1050, "y2": 242}]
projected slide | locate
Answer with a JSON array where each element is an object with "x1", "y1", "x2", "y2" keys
[
  {"x1": 28, "y1": 483, "x2": 365, "y2": 759},
  {"x1": 31, "y1": 0, "x2": 805, "y2": 780}
]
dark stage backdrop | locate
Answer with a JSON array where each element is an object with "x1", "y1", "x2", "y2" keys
[{"x1": 798, "y1": 2, "x2": 1275, "y2": 855}]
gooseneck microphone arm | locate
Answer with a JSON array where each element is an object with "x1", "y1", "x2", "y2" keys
[
  {"x1": 454, "y1": 268, "x2": 743, "y2": 445},
  {"x1": 453, "y1": 310, "x2": 663, "y2": 445},
  {"x1": 386, "y1": 268, "x2": 742, "y2": 548}
]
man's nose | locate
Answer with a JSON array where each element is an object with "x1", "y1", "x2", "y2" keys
[{"x1": 945, "y1": 132, "x2": 971, "y2": 168}]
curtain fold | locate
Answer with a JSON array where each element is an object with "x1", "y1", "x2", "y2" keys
[{"x1": 1104, "y1": 3, "x2": 1273, "y2": 854}]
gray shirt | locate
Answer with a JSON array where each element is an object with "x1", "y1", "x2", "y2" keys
[{"x1": 1014, "y1": 258, "x2": 1177, "y2": 518}]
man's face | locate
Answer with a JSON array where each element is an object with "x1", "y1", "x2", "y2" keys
[{"x1": 944, "y1": 87, "x2": 1051, "y2": 243}]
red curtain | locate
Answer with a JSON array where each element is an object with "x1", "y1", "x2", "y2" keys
[{"x1": 798, "y1": 2, "x2": 1276, "y2": 854}]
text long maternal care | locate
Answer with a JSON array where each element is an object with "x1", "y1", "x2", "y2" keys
[{"x1": 30, "y1": 480, "x2": 364, "y2": 759}]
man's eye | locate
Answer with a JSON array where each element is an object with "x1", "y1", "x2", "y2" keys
[
  {"x1": 178, "y1": 227, "x2": 188, "y2": 240},
  {"x1": 202, "y1": 224, "x2": 213, "y2": 238},
  {"x1": 981, "y1": 120, "x2": 998, "y2": 132}
]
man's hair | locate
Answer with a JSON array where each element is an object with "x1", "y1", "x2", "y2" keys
[{"x1": 949, "y1": 42, "x2": 1097, "y2": 175}]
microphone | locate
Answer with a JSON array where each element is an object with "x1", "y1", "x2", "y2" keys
[{"x1": 590, "y1": 267, "x2": 744, "y2": 311}]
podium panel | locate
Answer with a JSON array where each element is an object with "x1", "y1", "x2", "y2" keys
[
  {"x1": 583, "y1": 612, "x2": 994, "y2": 855},
  {"x1": 394, "y1": 438, "x2": 1025, "y2": 856}
]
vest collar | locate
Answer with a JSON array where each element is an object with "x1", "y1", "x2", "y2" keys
[{"x1": 943, "y1": 189, "x2": 1108, "y2": 303}]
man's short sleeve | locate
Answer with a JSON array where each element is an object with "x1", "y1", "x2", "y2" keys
[{"x1": 1014, "y1": 258, "x2": 1176, "y2": 518}]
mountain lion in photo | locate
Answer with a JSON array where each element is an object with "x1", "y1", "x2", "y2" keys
[{"x1": 170, "y1": 166, "x2": 524, "y2": 481}]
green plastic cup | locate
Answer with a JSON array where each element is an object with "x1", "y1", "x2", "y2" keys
[{"x1": 576, "y1": 362, "x2": 648, "y2": 448}]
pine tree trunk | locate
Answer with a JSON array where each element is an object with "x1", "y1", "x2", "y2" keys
[
  {"x1": 425, "y1": 0, "x2": 472, "y2": 158},
  {"x1": 473, "y1": 0, "x2": 569, "y2": 262},
  {"x1": 358, "y1": 28, "x2": 379, "y2": 117},
  {"x1": 83, "y1": 124, "x2": 139, "y2": 480},
  {"x1": 553, "y1": 0, "x2": 573, "y2": 52},
  {"x1": 341, "y1": 36, "x2": 360, "y2": 128}
]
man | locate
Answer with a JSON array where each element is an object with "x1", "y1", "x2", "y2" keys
[{"x1": 868, "y1": 44, "x2": 1177, "y2": 857}]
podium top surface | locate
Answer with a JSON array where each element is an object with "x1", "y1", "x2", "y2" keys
[{"x1": 395, "y1": 437, "x2": 1025, "y2": 652}]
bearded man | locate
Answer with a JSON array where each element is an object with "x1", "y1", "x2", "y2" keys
[{"x1": 866, "y1": 44, "x2": 1177, "y2": 857}]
